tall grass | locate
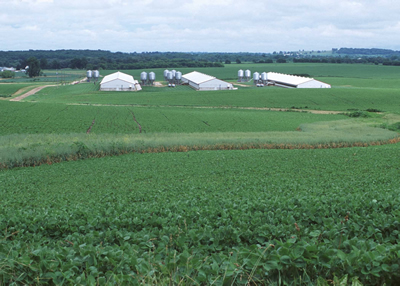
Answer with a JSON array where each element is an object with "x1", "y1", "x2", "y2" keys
[{"x1": 1, "y1": 119, "x2": 398, "y2": 169}]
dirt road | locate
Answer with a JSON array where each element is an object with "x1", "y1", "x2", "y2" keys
[{"x1": 10, "y1": 85, "x2": 56, "y2": 102}]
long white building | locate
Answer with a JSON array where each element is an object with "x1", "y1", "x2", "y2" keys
[
  {"x1": 182, "y1": 71, "x2": 234, "y2": 91},
  {"x1": 100, "y1": 71, "x2": 142, "y2": 91},
  {"x1": 266, "y1": 72, "x2": 331, "y2": 88}
]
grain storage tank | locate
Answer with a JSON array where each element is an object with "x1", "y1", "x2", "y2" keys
[
  {"x1": 245, "y1": 69, "x2": 251, "y2": 81},
  {"x1": 87, "y1": 70, "x2": 92, "y2": 82},
  {"x1": 238, "y1": 69, "x2": 244, "y2": 82},
  {"x1": 149, "y1": 72, "x2": 156, "y2": 85},
  {"x1": 140, "y1": 71, "x2": 148, "y2": 85},
  {"x1": 167, "y1": 71, "x2": 174, "y2": 83},
  {"x1": 253, "y1": 72, "x2": 260, "y2": 85},
  {"x1": 163, "y1": 69, "x2": 169, "y2": 80},
  {"x1": 175, "y1": 71, "x2": 182, "y2": 84},
  {"x1": 261, "y1": 72, "x2": 268, "y2": 84},
  {"x1": 93, "y1": 70, "x2": 100, "y2": 80}
]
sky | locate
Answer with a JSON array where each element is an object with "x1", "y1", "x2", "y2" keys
[{"x1": 2, "y1": 0, "x2": 400, "y2": 53}]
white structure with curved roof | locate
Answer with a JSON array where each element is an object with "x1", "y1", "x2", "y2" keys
[
  {"x1": 266, "y1": 72, "x2": 331, "y2": 88},
  {"x1": 182, "y1": 71, "x2": 234, "y2": 91},
  {"x1": 100, "y1": 71, "x2": 142, "y2": 91}
]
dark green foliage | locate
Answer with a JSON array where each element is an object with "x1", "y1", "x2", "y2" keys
[
  {"x1": 291, "y1": 73, "x2": 311, "y2": 77},
  {"x1": 26, "y1": 57, "x2": 41, "y2": 77},
  {"x1": 366, "y1": 108, "x2": 383, "y2": 113},
  {"x1": 0, "y1": 70, "x2": 15, "y2": 78},
  {"x1": 347, "y1": 111, "x2": 372, "y2": 118},
  {"x1": 381, "y1": 122, "x2": 400, "y2": 132}
]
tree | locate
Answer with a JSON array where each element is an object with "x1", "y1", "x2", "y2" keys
[
  {"x1": 70, "y1": 58, "x2": 81, "y2": 69},
  {"x1": 225, "y1": 59, "x2": 231, "y2": 64},
  {"x1": 40, "y1": 58, "x2": 48, "y2": 69},
  {"x1": 51, "y1": 60, "x2": 61, "y2": 69},
  {"x1": 0, "y1": 70, "x2": 15, "y2": 78},
  {"x1": 236, "y1": 58, "x2": 241, "y2": 64},
  {"x1": 26, "y1": 57, "x2": 41, "y2": 77}
]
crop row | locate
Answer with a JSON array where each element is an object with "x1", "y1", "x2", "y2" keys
[
  {"x1": 1, "y1": 146, "x2": 400, "y2": 284},
  {"x1": 0, "y1": 101, "x2": 346, "y2": 135}
]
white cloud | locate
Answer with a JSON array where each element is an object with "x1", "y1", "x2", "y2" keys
[{"x1": 1, "y1": 0, "x2": 400, "y2": 52}]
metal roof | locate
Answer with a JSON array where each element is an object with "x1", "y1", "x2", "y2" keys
[
  {"x1": 182, "y1": 71, "x2": 216, "y2": 84},
  {"x1": 100, "y1": 71, "x2": 135, "y2": 85},
  {"x1": 266, "y1": 72, "x2": 313, "y2": 86}
]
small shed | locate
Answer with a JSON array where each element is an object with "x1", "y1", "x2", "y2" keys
[
  {"x1": 266, "y1": 72, "x2": 331, "y2": 88},
  {"x1": 100, "y1": 71, "x2": 142, "y2": 91},
  {"x1": 182, "y1": 71, "x2": 234, "y2": 91}
]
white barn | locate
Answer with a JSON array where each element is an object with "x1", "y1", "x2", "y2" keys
[
  {"x1": 266, "y1": 72, "x2": 331, "y2": 88},
  {"x1": 100, "y1": 71, "x2": 142, "y2": 91},
  {"x1": 182, "y1": 71, "x2": 234, "y2": 91}
]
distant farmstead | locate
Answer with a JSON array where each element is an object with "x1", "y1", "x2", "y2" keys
[
  {"x1": 182, "y1": 71, "x2": 234, "y2": 91},
  {"x1": 266, "y1": 72, "x2": 331, "y2": 88},
  {"x1": 100, "y1": 71, "x2": 142, "y2": 91}
]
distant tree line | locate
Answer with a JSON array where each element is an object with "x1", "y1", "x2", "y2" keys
[
  {"x1": 293, "y1": 55, "x2": 400, "y2": 65},
  {"x1": 334, "y1": 48, "x2": 400, "y2": 56},
  {"x1": 2, "y1": 49, "x2": 400, "y2": 71},
  {"x1": 0, "y1": 50, "x2": 273, "y2": 70}
]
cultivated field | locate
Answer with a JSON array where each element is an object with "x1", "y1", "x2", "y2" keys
[{"x1": 1, "y1": 63, "x2": 400, "y2": 285}]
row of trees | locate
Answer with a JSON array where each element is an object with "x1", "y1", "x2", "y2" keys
[
  {"x1": 1, "y1": 50, "x2": 272, "y2": 71},
  {"x1": 2, "y1": 50, "x2": 400, "y2": 76}
]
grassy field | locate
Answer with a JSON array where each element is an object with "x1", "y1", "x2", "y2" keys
[
  {"x1": 0, "y1": 83, "x2": 42, "y2": 98},
  {"x1": 0, "y1": 69, "x2": 85, "y2": 83},
  {"x1": 26, "y1": 84, "x2": 400, "y2": 113},
  {"x1": 1, "y1": 63, "x2": 400, "y2": 284},
  {"x1": 0, "y1": 100, "x2": 348, "y2": 135}
]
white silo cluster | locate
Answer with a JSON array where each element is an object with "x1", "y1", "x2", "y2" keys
[
  {"x1": 87, "y1": 70, "x2": 100, "y2": 82},
  {"x1": 253, "y1": 71, "x2": 269, "y2": 87},
  {"x1": 164, "y1": 69, "x2": 182, "y2": 87},
  {"x1": 237, "y1": 69, "x2": 252, "y2": 82},
  {"x1": 140, "y1": 71, "x2": 156, "y2": 85}
]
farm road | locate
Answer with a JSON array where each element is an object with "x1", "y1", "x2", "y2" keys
[{"x1": 10, "y1": 85, "x2": 56, "y2": 102}]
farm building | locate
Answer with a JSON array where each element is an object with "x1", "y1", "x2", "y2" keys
[
  {"x1": 266, "y1": 72, "x2": 331, "y2": 88},
  {"x1": 182, "y1": 71, "x2": 234, "y2": 91},
  {"x1": 100, "y1": 71, "x2": 142, "y2": 91}
]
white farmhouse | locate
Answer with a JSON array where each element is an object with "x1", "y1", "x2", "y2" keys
[
  {"x1": 266, "y1": 72, "x2": 331, "y2": 88},
  {"x1": 100, "y1": 71, "x2": 142, "y2": 91},
  {"x1": 182, "y1": 71, "x2": 234, "y2": 91}
]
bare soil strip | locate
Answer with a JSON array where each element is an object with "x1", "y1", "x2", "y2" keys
[
  {"x1": 130, "y1": 111, "x2": 143, "y2": 133},
  {"x1": 86, "y1": 118, "x2": 96, "y2": 134},
  {"x1": 10, "y1": 85, "x2": 56, "y2": 102},
  {"x1": 68, "y1": 103, "x2": 343, "y2": 115}
]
